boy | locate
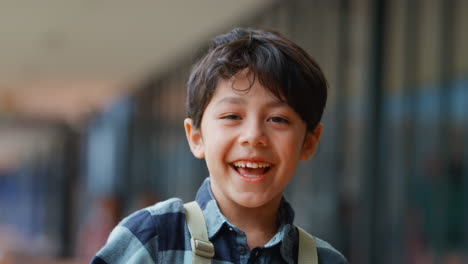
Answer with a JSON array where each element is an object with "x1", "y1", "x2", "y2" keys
[{"x1": 91, "y1": 28, "x2": 347, "y2": 264}]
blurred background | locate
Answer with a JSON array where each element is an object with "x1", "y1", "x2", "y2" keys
[{"x1": 0, "y1": 0, "x2": 467, "y2": 263}]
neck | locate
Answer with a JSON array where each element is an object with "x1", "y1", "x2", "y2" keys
[{"x1": 215, "y1": 193, "x2": 282, "y2": 249}]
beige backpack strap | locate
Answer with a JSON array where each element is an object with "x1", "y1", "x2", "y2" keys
[
  {"x1": 297, "y1": 226, "x2": 318, "y2": 264},
  {"x1": 184, "y1": 201, "x2": 215, "y2": 264}
]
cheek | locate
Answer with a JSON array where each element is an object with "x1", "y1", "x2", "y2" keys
[
  {"x1": 278, "y1": 133, "x2": 305, "y2": 155},
  {"x1": 202, "y1": 132, "x2": 228, "y2": 159}
]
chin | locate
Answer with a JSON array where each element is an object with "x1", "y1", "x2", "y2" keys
[{"x1": 232, "y1": 194, "x2": 273, "y2": 209}]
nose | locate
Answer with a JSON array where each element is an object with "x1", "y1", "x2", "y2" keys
[{"x1": 238, "y1": 119, "x2": 268, "y2": 147}]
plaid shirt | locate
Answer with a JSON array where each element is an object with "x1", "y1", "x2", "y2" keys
[{"x1": 91, "y1": 178, "x2": 347, "y2": 264}]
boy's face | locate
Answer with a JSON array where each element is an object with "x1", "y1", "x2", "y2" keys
[{"x1": 184, "y1": 73, "x2": 322, "y2": 210}]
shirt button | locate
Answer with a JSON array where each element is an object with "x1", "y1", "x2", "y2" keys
[{"x1": 238, "y1": 246, "x2": 247, "y2": 255}]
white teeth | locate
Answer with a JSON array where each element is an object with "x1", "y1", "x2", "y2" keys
[
  {"x1": 233, "y1": 161, "x2": 271, "y2": 168},
  {"x1": 241, "y1": 174, "x2": 261, "y2": 178}
]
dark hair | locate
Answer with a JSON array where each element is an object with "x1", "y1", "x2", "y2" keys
[{"x1": 186, "y1": 27, "x2": 328, "y2": 132}]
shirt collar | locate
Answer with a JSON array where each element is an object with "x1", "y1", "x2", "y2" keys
[
  {"x1": 195, "y1": 177, "x2": 226, "y2": 239},
  {"x1": 194, "y1": 177, "x2": 297, "y2": 262}
]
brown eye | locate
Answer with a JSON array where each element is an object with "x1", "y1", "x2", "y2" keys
[
  {"x1": 222, "y1": 114, "x2": 241, "y2": 120},
  {"x1": 268, "y1": 116, "x2": 289, "y2": 124}
]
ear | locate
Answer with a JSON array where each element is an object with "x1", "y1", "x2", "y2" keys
[
  {"x1": 299, "y1": 123, "x2": 323, "y2": 161},
  {"x1": 184, "y1": 118, "x2": 205, "y2": 159}
]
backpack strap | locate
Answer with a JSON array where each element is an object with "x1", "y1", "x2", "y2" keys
[
  {"x1": 297, "y1": 226, "x2": 318, "y2": 264},
  {"x1": 184, "y1": 201, "x2": 215, "y2": 264}
]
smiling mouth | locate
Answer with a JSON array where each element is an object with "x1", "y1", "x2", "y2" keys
[{"x1": 231, "y1": 160, "x2": 272, "y2": 178}]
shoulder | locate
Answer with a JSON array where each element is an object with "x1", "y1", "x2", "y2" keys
[
  {"x1": 314, "y1": 237, "x2": 348, "y2": 264},
  {"x1": 92, "y1": 198, "x2": 189, "y2": 264},
  {"x1": 119, "y1": 197, "x2": 187, "y2": 241},
  {"x1": 116, "y1": 197, "x2": 186, "y2": 245}
]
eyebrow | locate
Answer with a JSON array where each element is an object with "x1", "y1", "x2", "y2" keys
[
  {"x1": 215, "y1": 96, "x2": 289, "y2": 108},
  {"x1": 215, "y1": 97, "x2": 246, "y2": 106}
]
